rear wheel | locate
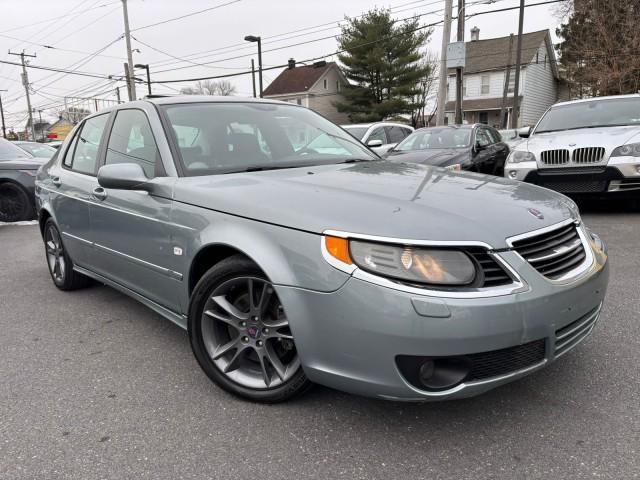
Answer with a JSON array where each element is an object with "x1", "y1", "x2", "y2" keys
[
  {"x1": 189, "y1": 256, "x2": 311, "y2": 403},
  {"x1": 43, "y1": 219, "x2": 90, "y2": 291},
  {"x1": 0, "y1": 182, "x2": 31, "y2": 222}
]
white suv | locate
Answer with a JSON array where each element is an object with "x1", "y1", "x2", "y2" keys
[
  {"x1": 342, "y1": 122, "x2": 414, "y2": 156},
  {"x1": 505, "y1": 94, "x2": 640, "y2": 195}
]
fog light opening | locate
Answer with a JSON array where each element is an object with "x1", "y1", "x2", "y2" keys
[{"x1": 417, "y1": 358, "x2": 470, "y2": 391}]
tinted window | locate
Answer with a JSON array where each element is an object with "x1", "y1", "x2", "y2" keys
[
  {"x1": 396, "y1": 128, "x2": 471, "y2": 151},
  {"x1": 385, "y1": 126, "x2": 408, "y2": 144},
  {"x1": 343, "y1": 126, "x2": 368, "y2": 141},
  {"x1": 106, "y1": 109, "x2": 160, "y2": 178},
  {"x1": 487, "y1": 128, "x2": 501, "y2": 143},
  {"x1": 0, "y1": 139, "x2": 31, "y2": 160},
  {"x1": 70, "y1": 114, "x2": 108, "y2": 175},
  {"x1": 63, "y1": 131, "x2": 80, "y2": 168},
  {"x1": 475, "y1": 128, "x2": 492, "y2": 147},
  {"x1": 367, "y1": 127, "x2": 387, "y2": 144},
  {"x1": 161, "y1": 103, "x2": 376, "y2": 176},
  {"x1": 17, "y1": 143, "x2": 56, "y2": 158}
]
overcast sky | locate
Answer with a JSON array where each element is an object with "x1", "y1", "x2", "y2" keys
[{"x1": 0, "y1": 0, "x2": 563, "y2": 129}]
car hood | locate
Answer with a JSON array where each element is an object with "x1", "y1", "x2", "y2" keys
[
  {"x1": 522, "y1": 125, "x2": 640, "y2": 152},
  {"x1": 385, "y1": 149, "x2": 468, "y2": 166},
  {"x1": 0, "y1": 157, "x2": 45, "y2": 170},
  {"x1": 173, "y1": 161, "x2": 575, "y2": 248}
]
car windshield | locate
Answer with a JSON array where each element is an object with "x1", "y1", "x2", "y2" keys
[
  {"x1": 499, "y1": 130, "x2": 517, "y2": 140},
  {"x1": 342, "y1": 126, "x2": 368, "y2": 141},
  {"x1": 17, "y1": 142, "x2": 56, "y2": 158},
  {"x1": 161, "y1": 102, "x2": 377, "y2": 175},
  {"x1": 0, "y1": 140, "x2": 32, "y2": 160},
  {"x1": 535, "y1": 97, "x2": 640, "y2": 133},
  {"x1": 396, "y1": 128, "x2": 471, "y2": 151}
]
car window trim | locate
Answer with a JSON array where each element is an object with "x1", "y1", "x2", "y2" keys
[
  {"x1": 100, "y1": 107, "x2": 167, "y2": 179},
  {"x1": 60, "y1": 112, "x2": 111, "y2": 177},
  {"x1": 156, "y1": 104, "x2": 188, "y2": 177}
]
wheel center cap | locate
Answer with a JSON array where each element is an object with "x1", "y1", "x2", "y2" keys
[{"x1": 247, "y1": 325, "x2": 261, "y2": 339}]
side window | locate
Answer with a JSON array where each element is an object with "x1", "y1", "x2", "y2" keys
[
  {"x1": 68, "y1": 114, "x2": 109, "y2": 175},
  {"x1": 367, "y1": 127, "x2": 387, "y2": 145},
  {"x1": 402, "y1": 128, "x2": 413, "y2": 139},
  {"x1": 488, "y1": 128, "x2": 501, "y2": 143},
  {"x1": 476, "y1": 128, "x2": 492, "y2": 147},
  {"x1": 385, "y1": 126, "x2": 407, "y2": 144},
  {"x1": 62, "y1": 129, "x2": 80, "y2": 168},
  {"x1": 106, "y1": 109, "x2": 160, "y2": 178}
]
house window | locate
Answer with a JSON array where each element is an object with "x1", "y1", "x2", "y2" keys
[
  {"x1": 336, "y1": 81, "x2": 340, "y2": 92},
  {"x1": 323, "y1": 79, "x2": 328, "y2": 89},
  {"x1": 508, "y1": 74, "x2": 515, "y2": 93},
  {"x1": 296, "y1": 98, "x2": 302, "y2": 105},
  {"x1": 481, "y1": 75, "x2": 490, "y2": 95}
]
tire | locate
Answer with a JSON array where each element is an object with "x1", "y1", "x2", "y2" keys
[
  {"x1": 0, "y1": 182, "x2": 31, "y2": 222},
  {"x1": 43, "y1": 218, "x2": 91, "y2": 291},
  {"x1": 189, "y1": 255, "x2": 312, "y2": 403}
]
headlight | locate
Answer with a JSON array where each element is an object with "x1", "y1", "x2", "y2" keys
[
  {"x1": 327, "y1": 237, "x2": 477, "y2": 285},
  {"x1": 611, "y1": 142, "x2": 640, "y2": 157},
  {"x1": 506, "y1": 151, "x2": 535, "y2": 164}
]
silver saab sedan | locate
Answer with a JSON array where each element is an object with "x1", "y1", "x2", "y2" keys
[{"x1": 35, "y1": 96, "x2": 609, "y2": 403}]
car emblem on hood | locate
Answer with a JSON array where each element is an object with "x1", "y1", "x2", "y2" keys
[{"x1": 527, "y1": 208, "x2": 544, "y2": 220}]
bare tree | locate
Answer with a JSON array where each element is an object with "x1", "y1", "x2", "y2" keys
[
  {"x1": 410, "y1": 53, "x2": 438, "y2": 128},
  {"x1": 180, "y1": 80, "x2": 237, "y2": 96}
]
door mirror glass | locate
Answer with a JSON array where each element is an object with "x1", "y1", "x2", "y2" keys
[
  {"x1": 97, "y1": 163, "x2": 151, "y2": 191},
  {"x1": 367, "y1": 139, "x2": 383, "y2": 148},
  {"x1": 518, "y1": 126, "x2": 531, "y2": 138}
]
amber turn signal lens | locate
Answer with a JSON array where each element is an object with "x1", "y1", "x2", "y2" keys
[{"x1": 325, "y1": 236, "x2": 352, "y2": 265}]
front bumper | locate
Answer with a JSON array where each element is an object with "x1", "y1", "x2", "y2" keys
[
  {"x1": 505, "y1": 159, "x2": 640, "y2": 194},
  {"x1": 276, "y1": 247, "x2": 609, "y2": 401}
]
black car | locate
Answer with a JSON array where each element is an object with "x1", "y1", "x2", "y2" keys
[
  {"x1": 384, "y1": 124, "x2": 509, "y2": 176},
  {"x1": 0, "y1": 139, "x2": 45, "y2": 222}
]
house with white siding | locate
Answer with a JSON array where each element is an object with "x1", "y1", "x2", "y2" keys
[
  {"x1": 263, "y1": 60, "x2": 350, "y2": 124},
  {"x1": 444, "y1": 29, "x2": 565, "y2": 128}
]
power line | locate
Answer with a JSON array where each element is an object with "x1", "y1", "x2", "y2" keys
[
  {"x1": 0, "y1": 59, "x2": 114, "y2": 81},
  {"x1": 130, "y1": 0, "x2": 243, "y2": 32}
]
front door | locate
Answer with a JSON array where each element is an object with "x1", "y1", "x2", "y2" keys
[{"x1": 88, "y1": 108, "x2": 180, "y2": 312}]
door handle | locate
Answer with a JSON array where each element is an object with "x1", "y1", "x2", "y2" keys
[
  {"x1": 92, "y1": 187, "x2": 108, "y2": 201},
  {"x1": 51, "y1": 176, "x2": 62, "y2": 187}
]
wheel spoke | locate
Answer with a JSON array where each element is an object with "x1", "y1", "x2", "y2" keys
[
  {"x1": 257, "y1": 283, "x2": 273, "y2": 314},
  {"x1": 257, "y1": 350, "x2": 272, "y2": 387},
  {"x1": 264, "y1": 343, "x2": 287, "y2": 381},
  {"x1": 272, "y1": 329, "x2": 294, "y2": 340},
  {"x1": 211, "y1": 295, "x2": 249, "y2": 321},
  {"x1": 46, "y1": 241, "x2": 56, "y2": 255},
  {"x1": 212, "y1": 337, "x2": 239, "y2": 360},
  {"x1": 204, "y1": 309, "x2": 241, "y2": 329},
  {"x1": 265, "y1": 317, "x2": 289, "y2": 329},
  {"x1": 223, "y1": 345, "x2": 248, "y2": 373}
]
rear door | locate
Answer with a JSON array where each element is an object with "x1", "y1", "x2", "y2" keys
[
  {"x1": 88, "y1": 107, "x2": 180, "y2": 311},
  {"x1": 488, "y1": 127, "x2": 509, "y2": 176},
  {"x1": 472, "y1": 127, "x2": 496, "y2": 175},
  {"x1": 46, "y1": 114, "x2": 109, "y2": 265}
]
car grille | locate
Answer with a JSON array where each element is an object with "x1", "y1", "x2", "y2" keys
[
  {"x1": 511, "y1": 222, "x2": 587, "y2": 280},
  {"x1": 540, "y1": 149, "x2": 569, "y2": 165},
  {"x1": 542, "y1": 180, "x2": 608, "y2": 193},
  {"x1": 467, "y1": 250, "x2": 513, "y2": 287},
  {"x1": 467, "y1": 339, "x2": 546, "y2": 380},
  {"x1": 573, "y1": 147, "x2": 605, "y2": 164},
  {"x1": 555, "y1": 304, "x2": 601, "y2": 357}
]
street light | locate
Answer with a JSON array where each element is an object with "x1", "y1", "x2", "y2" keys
[
  {"x1": 134, "y1": 63, "x2": 152, "y2": 96},
  {"x1": 244, "y1": 35, "x2": 263, "y2": 98}
]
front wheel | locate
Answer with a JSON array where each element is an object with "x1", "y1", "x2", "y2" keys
[
  {"x1": 0, "y1": 183, "x2": 32, "y2": 222},
  {"x1": 189, "y1": 256, "x2": 311, "y2": 403}
]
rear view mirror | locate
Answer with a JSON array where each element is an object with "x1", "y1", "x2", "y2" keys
[
  {"x1": 518, "y1": 126, "x2": 531, "y2": 138},
  {"x1": 97, "y1": 163, "x2": 151, "y2": 191},
  {"x1": 367, "y1": 139, "x2": 383, "y2": 148}
]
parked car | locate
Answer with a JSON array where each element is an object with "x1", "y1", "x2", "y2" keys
[
  {"x1": 505, "y1": 94, "x2": 640, "y2": 195},
  {"x1": 36, "y1": 96, "x2": 608, "y2": 403},
  {"x1": 13, "y1": 141, "x2": 57, "y2": 159},
  {"x1": 0, "y1": 139, "x2": 45, "y2": 222},
  {"x1": 341, "y1": 122, "x2": 413, "y2": 155},
  {"x1": 498, "y1": 129, "x2": 525, "y2": 149},
  {"x1": 384, "y1": 124, "x2": 509, "y2": 176}
]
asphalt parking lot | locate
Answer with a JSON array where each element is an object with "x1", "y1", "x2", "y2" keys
[{"x1": 1, "y1": 201, "x2": 639, "y2": 480}]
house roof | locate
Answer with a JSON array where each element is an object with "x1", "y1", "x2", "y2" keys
[
  {"x1": 263, "y1": 62, "x2": 335, "y2": 96},
  {"x1": 455, "y1": 30, "x2": 551, "y2": 75},
  {"x1": 444, "y1": 96, "x2": 522, "y2": 112}
]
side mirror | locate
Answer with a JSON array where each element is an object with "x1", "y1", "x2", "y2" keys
[
  {"x1": 518, "y1": 126, "x2": 531, "y2": 138},
  {"x1": 98, "y1": 163, "x2": 151, "y2": 191},
  {"x1": 367, "y1": 139, "x2": 383, "y2": 148}
]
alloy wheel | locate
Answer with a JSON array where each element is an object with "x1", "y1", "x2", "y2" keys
[
  {"x1": 45, "y1": 225, "x2": 66, "y2": 283},
  {"x1": 200, "y1": 277, "x2": 300, "y2": 389}
]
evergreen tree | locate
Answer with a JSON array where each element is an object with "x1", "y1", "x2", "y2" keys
[{"x1": 335, "y1": 9, "x2": 432, "y2": 122}]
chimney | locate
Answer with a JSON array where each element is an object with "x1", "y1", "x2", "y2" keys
[
  {"x1": 470, "y1": 26, "x2": 480, "y2": 41},
  {"x1": 288, "y1": 58, "x2": 296, "y2": 69}
]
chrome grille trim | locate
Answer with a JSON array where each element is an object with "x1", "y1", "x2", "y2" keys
[
  {"x1": 554, "y1": 303, "x2": 602, "y2": 358},
  {"x1": 573, "y1": 147, "x2": 605, "y2": 164},
  {"x1": 540, "y1": 149, "x2": 569, "y2": 165}
]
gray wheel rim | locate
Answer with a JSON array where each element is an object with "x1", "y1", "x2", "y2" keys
[
  {"x1": 45, "y1": 226, "x2": 66, "y2": 283},
  {"x1": 201, "y1": 276, "x2": 300, "y2": 389}
]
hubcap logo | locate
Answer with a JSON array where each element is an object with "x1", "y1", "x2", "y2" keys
[
  {"x1": 527, "y1": 207, "x2": 544, "y2": 220},
  {"x1": 247, "y1": 325, "x2": 261, "y2": 339}
]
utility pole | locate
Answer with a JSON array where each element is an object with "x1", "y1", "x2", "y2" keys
[
  {"x1": 9, "y1": 51, "x2": 37, "y2": 140},
  {"x1": 251, "y1": 59, "x2": 257, "y2": 98},
  {"x1": 123, "y1": 63, "x2": 133, "y2": 102},
  {"x1": 121, "y1": 0, "x2": 136, "y2": 101},
  {"x1": 454, "y1": 0, "x2": 465, "y2": 125},
  {"x1": 0, "y1": 89, "x2": 7, "y2": 139},
  {"x1": 435, "y1": 0, "x2": 453, "y2": 126},
  {"x1": 511, "y1": 0, "x2": 525, "y2": 129},
  {"x1": 499, "y1": 34, "x2": 514, "y2": 129},
  {"x1": 35, "y1": 109, "x2": 44, "y2": 142}
]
